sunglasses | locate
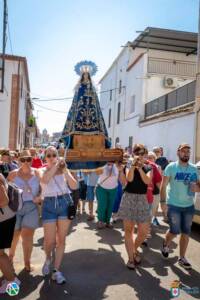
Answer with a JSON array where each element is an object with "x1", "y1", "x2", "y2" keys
[
  {"x1": 20, "y1": 157, "x2": 32, "y2": 163},
  {"x1": 46, "y1": 153, "x2": 57, "y2": 158},
  {"x1": 134, "y1": 151, "x2": 145, "y2": 156}
]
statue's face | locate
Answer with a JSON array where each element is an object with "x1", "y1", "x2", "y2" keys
[{"x1": 83, "y1": 72, "x2": 89, "y2": 81}]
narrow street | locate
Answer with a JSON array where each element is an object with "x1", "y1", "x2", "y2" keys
[{"x1": 4, "y1": 210, "x2": 200, "y2": 300}]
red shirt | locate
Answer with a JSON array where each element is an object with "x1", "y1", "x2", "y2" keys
[
  {"x1": 146, "y1": 160, "x2": 162, "y2": 204},
  {"x1": 31, "y1": 157, "x2": 43, "y2": 169}
]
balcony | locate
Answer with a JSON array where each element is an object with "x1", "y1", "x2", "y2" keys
[{"x1": 145, "y1": 80, "x2": 196, "y2": 118}]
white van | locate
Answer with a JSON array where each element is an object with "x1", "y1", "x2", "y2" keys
[{"x1": 193, "y1": 161, "x2": 200, "y2": 224}]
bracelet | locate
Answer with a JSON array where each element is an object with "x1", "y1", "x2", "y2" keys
[{"x1": 160, "y1": 199, "x2": 166, "y2": 204}]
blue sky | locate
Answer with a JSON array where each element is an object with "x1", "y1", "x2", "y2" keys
[{"x1": 1, "y1": 0, "x2": 199, "y2": 134}]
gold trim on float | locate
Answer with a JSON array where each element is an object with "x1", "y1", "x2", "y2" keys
[
  {"x1": 62, "y1": 132, "x2": 110, "y2": 140},
  {"x1": 69, "y1": 166, "x2": 105, "y2": 173}
]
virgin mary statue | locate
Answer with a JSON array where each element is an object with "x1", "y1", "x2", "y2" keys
[{"x1": 61, "y1": 61, "x2": 111, "y2": 171}]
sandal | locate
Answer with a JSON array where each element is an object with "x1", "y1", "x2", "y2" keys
[
  {"x1": 134, "y1": 251, "x2": 142, "y2": 265},
  {"x1": 106, "y1": 223, "x2": 114, "y2": 229},
  {"x1": 87, "y1": 215, "x2": 95, "y2": 221},
  {"x1": 126, "y1": 260, "x2": 135, "y2": 270},
  {"x1": 25, "y1": 264, "x2": 34, "y2": 272}
]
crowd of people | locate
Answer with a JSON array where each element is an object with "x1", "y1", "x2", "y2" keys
[{"x1": 0, "y1": 143, "x2": 199, "y2": 294}]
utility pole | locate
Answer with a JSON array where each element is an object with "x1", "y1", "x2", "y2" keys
[
  {"x1": 0, "y1": 0, "x2": 8, "y2": 93},
  {"x1": 195, "y1": 0, "x2": 200, "y2": 162}
]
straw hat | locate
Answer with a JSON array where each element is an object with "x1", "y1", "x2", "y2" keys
[{"x1": 19, "y1": 150, "x2": 32, "y2": 158}]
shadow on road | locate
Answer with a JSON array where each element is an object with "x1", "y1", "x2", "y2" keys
[{"x1": 36, "y1": 248, "x2": 170, "y2": 300}]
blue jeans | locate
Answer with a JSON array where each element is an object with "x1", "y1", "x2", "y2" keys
[
  {"x1": 86, "y1": 186, "x2": 95, "y2": 202},
  {"x1": 167, "y1": 204, "x2": 194, "y2": 235},
  {"x1": 42, "y1": 194, "x2": 71, "y2": 224}
]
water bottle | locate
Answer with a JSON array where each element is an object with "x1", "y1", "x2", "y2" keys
[{"x1": 188, "y1": 174, "x2": 198, "y2": 197}]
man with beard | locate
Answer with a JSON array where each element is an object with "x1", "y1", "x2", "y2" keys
[{"x1": 160, "y1": 143, "x2": 200, "y2": 270}]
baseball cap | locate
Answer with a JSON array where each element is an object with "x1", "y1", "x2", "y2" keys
[{"x1": 177, "y1": 143, "x2": 191, "y2": 151}]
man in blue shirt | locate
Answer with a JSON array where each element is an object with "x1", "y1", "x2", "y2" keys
[{"x1": 160, "y1": 143, "x2": 200, "y2": 270}]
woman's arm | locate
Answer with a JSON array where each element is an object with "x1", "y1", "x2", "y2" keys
[
  {"x1": 40, "y1": 164, "x2": 58, "y2": 184},
  {"x1": 138, "y1": 168, "x2": 152, "y2": 185},
  {"x1": 126, "y1": 166, "x2": 136, "y2": 182},
  {"x1": 65, "y1": 170, "x2": 78, "y2": 190},
  {"x1": 116, "y1": 163, "x2": 127, "y2": 186},
  {"x1": 7, "y1": 170, "x2": 18, "y2": 182}
]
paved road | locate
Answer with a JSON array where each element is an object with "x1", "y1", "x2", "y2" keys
[{"x1": 3, "y1": 210, "x2": 200, "y2": 300}]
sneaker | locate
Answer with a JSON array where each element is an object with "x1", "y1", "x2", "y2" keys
[
  {"x1": 142, "y1": 239, "x2": 148, "y2": 247},
  {"x1": 126, "y1": 261, "x2": 135, "y2": 270},
  {"x1": 97, "y1": 221, "x2": 105, "y2": 229},
  {"x1": 0, "y1": 277, "x2": 21, "y2": 294},
  {"x1": 161, "y1": 242, "x2": 169, "y2": 258},
  {"x1": 42, "y1": 259, "x2": 51, "y2": 276},
  {"x1": 152, "y1": 217, "x2": 160, "y2": 226},
  {"x1": 178, "y1": 257, "x2": 192, "y2": 270},
  {"x1": 52, "y1": 271, "x2": 66, "y2": 284}
]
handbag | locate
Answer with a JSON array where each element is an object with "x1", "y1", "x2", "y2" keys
[{"x1": 53, "y1": 177, "x2": 76, "y2": 220}]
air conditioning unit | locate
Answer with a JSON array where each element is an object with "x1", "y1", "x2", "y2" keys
[{"x1": 163, "y1": 77, "x2": 178, "y2": 88}]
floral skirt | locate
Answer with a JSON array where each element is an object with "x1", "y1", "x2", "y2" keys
[{"x1": 118, "y1": 192, "x2": 151, "y2": 223}]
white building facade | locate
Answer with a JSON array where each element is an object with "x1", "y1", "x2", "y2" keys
[
  {"x1": 0, "y1": 55, "x2": 32, "y2": 150},
  {"x1": 100, "y1": 28, "x2": 197, "y2": 161}
]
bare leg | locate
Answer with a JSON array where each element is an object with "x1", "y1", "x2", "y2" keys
[
  {"x1": 135, "y1": 223, "x2": 149, "y2": 251},
  {"x1": 21, "y1": 228, "x2": 35, "y2": 271},
  {"x1": 165, "y1": 230, "x2": 177, "y2": 246},
  {"x1": 123, "y1": 220, "x2": 135, "y2": 262},
  {"x1": 0, "y1": 250, "x2": 15, "y2": 282},
  {"x1": 9, "y1": 230, "x2": 21, "y2": 262},
  {"x1": 43, "y1": 222, "x2": 57, "y2": 261},
  {"x1": 179, "y1": 234, "x2": 189, "y2": 257},
  {"x1": 82, "y1": 200, "x2": 86, "y2": 213},
  {"x1": 54, "y1": 219, "x2": 71, "y2": 270},
  {"x1": 88, "y1": 201, "x2": 94, "y2": 217}
]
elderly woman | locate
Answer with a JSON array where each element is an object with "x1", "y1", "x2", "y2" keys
[
  {"x1": 8, "y1": 150, "x2": 41, "y2": 272},
  {"x1": 96, "y1": 162, "x2": 126, "y2": 229},
  {"x1": 118, "y1": 144, "x2": 152, "y2": 269},
  {"x1": 41, "y1": 146, "x2": 77, "y2": 285}
]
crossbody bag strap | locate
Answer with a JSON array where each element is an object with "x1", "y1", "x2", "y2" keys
[
  {"x1": 97, "y1": 165, "x2": 113, "y2": 187},
  {"x1": 53, "y1": 176, "x2": 65, "y2": 195}
]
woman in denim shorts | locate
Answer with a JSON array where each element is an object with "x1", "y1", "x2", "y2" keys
[
  {"x1": 8, "y1": 150, "x2": 41, "y2": 272},
  {"x1": 41, "y1": 146, "x2": 77, "y2": 284}
]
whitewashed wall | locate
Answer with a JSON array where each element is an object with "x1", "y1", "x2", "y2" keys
[{"x1": 100, "y1": 46, "x2": 196, "y2": 162}]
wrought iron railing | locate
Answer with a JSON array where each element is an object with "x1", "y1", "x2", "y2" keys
[{"x1": 145, "y1": 80, "x2": 196, "y2": 118}]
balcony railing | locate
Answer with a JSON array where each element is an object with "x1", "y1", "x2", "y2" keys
[{"x1": 145, "y1": 80, "x2": 196, "y2": 118}]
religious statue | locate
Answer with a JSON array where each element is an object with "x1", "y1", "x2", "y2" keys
[{"x1": 61, "y1": 60, "x2": 122, "y2": 171}]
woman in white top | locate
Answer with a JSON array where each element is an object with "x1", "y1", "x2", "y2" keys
[
  {"x1": 40, "y1": 146, "x2": 77, "y2": 285},
  {"x1": 96, "y1": 162, "x2": 126, "y2": 229}
]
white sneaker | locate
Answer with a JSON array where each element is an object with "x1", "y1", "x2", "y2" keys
[
  {"x1": 42, "y1": 259, "x2": 51, "y2": 276},
  {"x1": 0, "y1": 277, "x2": 21, "y2": 294},
  {"x1": 52, "y1": 271, "x2": 66, "y2": 284}
]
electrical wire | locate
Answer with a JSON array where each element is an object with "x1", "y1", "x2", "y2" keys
[{"x1": 32, "y1": 101, "x2": 67, "y2": 114}]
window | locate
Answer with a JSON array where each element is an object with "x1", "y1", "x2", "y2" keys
[
  {"x1": 119, "y1": 80, "x2": 122, "y2": 94},
  {"x1": 129, "y1": 136, "x2": 133, "y2": 148},
  {"x1": 130, "y1": 95, "x2": 135, "y2": 114},
  {"x1": 108, "y1": 108, "x2": 111, "y2": 128},
  {"x1": 110, "y1": 89, "x2": 112, "y2": 101},
  {"x1": 117, "y1": 102, "x2": 121, "y2": 124},
  {"x1": 115, "y1": 137, "x2": 120, "y2": 146},
  {"x1": 20, "y1": 77, "x2": 23, "y2": 98}
]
